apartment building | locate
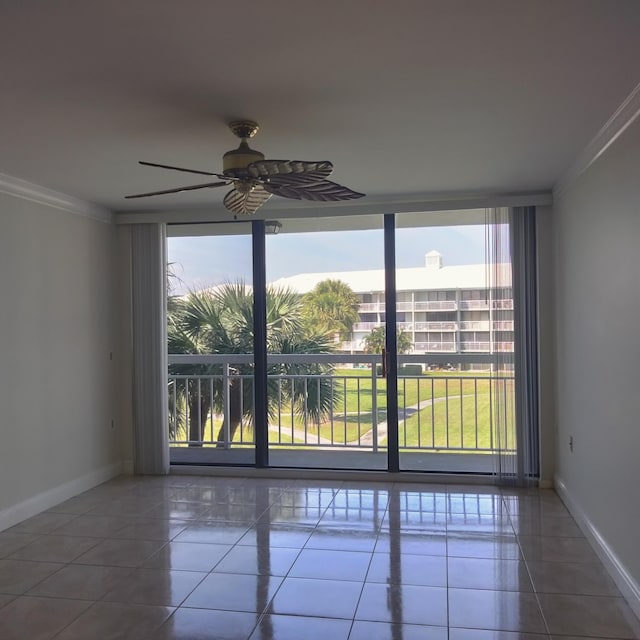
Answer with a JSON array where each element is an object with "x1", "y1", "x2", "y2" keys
[{"x1": 272, "y1": 250, "x2": 514, "y2": 356}]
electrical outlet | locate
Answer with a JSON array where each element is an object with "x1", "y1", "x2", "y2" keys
[{"x1": 569, "y1": 436, "x2": 574, "y2": 452}]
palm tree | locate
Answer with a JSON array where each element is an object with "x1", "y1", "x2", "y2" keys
[
  {"x1": 363, "y1": 325, "x2": 413, "y2": 355},
  {"x1": 301, "y1": 279, "x2": 360, "y2": 343},
  {"x1": 168, "y1": 282, "x2": 337, "y2": 446}
]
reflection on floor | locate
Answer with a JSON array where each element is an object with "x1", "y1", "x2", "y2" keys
[{"x1": 0, "y1": 475, "x2": 639, "y2": 639}]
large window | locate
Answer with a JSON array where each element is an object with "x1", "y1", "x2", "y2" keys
[{"x1": 164, "y1": 208, "x2": 531, "y2": 478}]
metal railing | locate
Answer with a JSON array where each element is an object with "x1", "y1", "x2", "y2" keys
[
  {"x1": 353, "y1": 322, "x2": 380, "y2": 331},
  {"x1": 413, "y1": 342, "x2": 457, "y2": 352},
  {"x1": 459, "y1": 300, "x2": 490, "y2": 310},
  {"x1": 358, "y1": 302, "x2": 385, "y2": 312},
  {"x1": 414, "y1": 301, "x2": 457, "y2": 311},
  {"x1": 459, "y1": 321, "x2": 491, "y2": 331},
  {"x1": 168, "y1": 354, "x2": 515, "y2": 454},
  {"x1": 414, "y1": 321, "x2": 457, "y2": 331}
]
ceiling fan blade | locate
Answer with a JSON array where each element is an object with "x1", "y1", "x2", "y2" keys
[
  {"x1": 223, "y1": 184, "x2": 272, "y2": 215},
  {"x1": 125, "y1": 181, "x2": 228, "y2": 199},
  {"x1": 263, "y1": 178, "x2": 365, "y2": 203},
  {"x1": 246, "y1": 159, "x2": 333, "y2": 179},
  {"x1": 264, "y1": 172, "x2": 343, "y2": 186},
  {"x1": 138, "y1": 160, "x2": 227, "y2": 179}
]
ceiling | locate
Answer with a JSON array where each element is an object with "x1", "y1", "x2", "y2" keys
[{"x1": 1, "y1": 0, "x2": 639, "y2": 218}]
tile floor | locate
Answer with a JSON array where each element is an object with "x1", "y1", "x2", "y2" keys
[{"x1": 0, "y1": 474, "x2": 639, "y2": 639}]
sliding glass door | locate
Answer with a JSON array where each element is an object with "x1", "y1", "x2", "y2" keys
[
  {"x1": 265, "y1": 215, "x2": 388, "y2": 470},
  {"x1": 393, "y1": 212, "x2": 515, "y2": 473},
  {"x1": 167, "y1": 222, "x2": 256, "y2": 466}
]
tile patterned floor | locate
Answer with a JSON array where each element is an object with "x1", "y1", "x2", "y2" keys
[{"x1": 0, "y1": 475, "x2": 638, "y2": 639}]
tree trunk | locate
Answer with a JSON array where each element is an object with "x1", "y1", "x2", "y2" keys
[
  {"x1": 215, "y1": 378, "x2": 244, "y2": 447},
  {"x1": 188, "y1": 394, "x2": 211, "y2": 447}
]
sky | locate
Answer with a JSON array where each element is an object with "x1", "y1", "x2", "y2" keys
[{"x1": 168, "y1": 224, "x2": 488, "y2": 295}]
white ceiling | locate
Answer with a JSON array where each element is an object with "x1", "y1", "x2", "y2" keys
[{"x1": 1, "y1": 0, "x2": 639, "y2": 217}]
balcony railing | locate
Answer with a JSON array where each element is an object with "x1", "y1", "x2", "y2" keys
[
  {"x1": 353, "y1": 322, "x2": 380, "y2": 331},
  {"x1": 168, "y1": 354, "x2": 515, "y2": 455},
  {"x1": 460, "y1": 341, "x2": 492, "y2": 352},
  {"x1": 354, "y1": 321, "x2": 418, "y2": 332},
  {"x1": 414, "y1": 321, "x2": 457, "y2": 331},
  {"x1": 413, "y1": 342, "x2": 457, "y2": 352},
  {"x1": 459, "y1": 300, "x2": 490, "y2": 310},
  {"x1": 358, "y1": 300, "x2": 513, "y2": 313},
  {"x1": 358, "y1": 302, "x2": 384, "y2": 312},
  {"x1": 459, "y1": 321, "x2": 490, "y2": 331},
  {"x1": 460, "y1": 341, "x2": 514, "y2": 352},
  {"x1": 414, "y1": 301, "x2": 457, "y2": 311}
]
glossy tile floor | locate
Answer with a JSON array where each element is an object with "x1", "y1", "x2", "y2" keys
[{"x1": 1, "y1": 475, "x2": 639, "y2": 640}]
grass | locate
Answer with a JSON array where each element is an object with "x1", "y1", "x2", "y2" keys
[{"x1": 400, "y1": 393, "x2": 494, "y2": 449}]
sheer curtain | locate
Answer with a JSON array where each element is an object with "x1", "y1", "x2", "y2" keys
[
  {"x1": 131, "y1": 223, "x2": 170, "y2": 475},
  {"x1": 486, "y1": 207, "x2": 539, "y2": 486},
  {"x1": 510, "y1": 206, "x2": 540, "y2": 485}
]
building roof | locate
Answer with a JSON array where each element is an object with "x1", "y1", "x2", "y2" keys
[{"x1": 269, "y1": 254, "x2": 512, "y2": 294}]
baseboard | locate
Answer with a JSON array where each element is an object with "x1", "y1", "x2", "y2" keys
[
  {"x1": 555, "y1": 476, "x2": 640, "y2": 619},
  {"x1": 0, "y1": 461, "x2": 123, "y2": 532},
  {"x1": 170, "y1": 465, "x2": 499, "y2": 487}
]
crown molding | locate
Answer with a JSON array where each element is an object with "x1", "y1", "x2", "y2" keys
[
  {"x1": 0, "y1": 172, "x2": 113, "y2": 224},
  {"x1": 554, "y1": 81, "x2": 640, "y2": 201},
  {"x1": 115, "y1": 190, "x2": 552, "y2": 225}
]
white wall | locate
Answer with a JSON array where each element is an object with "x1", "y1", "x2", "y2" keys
[
  {"x1": 553, "y1": 116, "x2": 640, "y2": 604},
  {"x1": 0, "y1": 193, "x2": 122, "y2": 526}
]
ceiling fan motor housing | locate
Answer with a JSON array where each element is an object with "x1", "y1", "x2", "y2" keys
[{"x1": 223, "y1": 141, "x2": 265, "y2": 175}]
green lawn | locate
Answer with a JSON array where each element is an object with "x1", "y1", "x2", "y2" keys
[{"x1": 400, "y1": 393, "x2": 494, "y2": 449}]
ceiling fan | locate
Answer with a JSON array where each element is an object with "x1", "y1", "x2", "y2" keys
[{"x1": 125, "y1": 120, "x2": 365, "y2": 216}]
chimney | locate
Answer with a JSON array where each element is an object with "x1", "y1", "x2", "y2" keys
[{"x1": 425, "y1": 250, "x2": 443, "y2": 269}]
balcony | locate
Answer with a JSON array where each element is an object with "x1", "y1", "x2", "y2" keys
[
  {"x1": 459, "y1": 300, "x2": 490, "y2": 310},
  {"x1": 358, "y1": 302, "x2": 384, "y2": 312},
  {"x1": 459, "y1": 341, "x2": 514, "y2": 352},
  {"x1": 459, "y1": 321, "x2": 491, "y2": 331},
  {"x1": 353, "y1": 321, "x2": 381, "y2": 331},
  {"x1": 168, "y1": 354, "x2": 514, "y2": 472},
  {"x1": 413, "y1": 342, "x2": 457, "y2": 352},
  {"x1": 460, "y1": 341, "x2": 492, "y2": 352},
  {"x1": 414, "y1": 301, "x2": 457, "y2": 311},
  {"x1": 414, "y1": 321, "x2": 457, "y2": 331}
]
